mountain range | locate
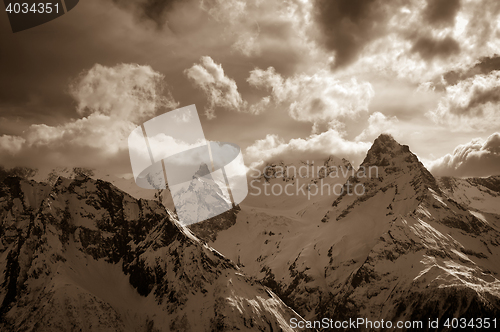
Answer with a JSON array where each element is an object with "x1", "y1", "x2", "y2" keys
[
  {"x1": 192, "y1": 134, "x2": 500, "y2": 331},
  {"x1": 1, "y1": 134, "x2": 499, "y2": 331}
]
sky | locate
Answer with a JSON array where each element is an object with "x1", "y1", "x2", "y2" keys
[{"x1": 0, "y1": 0, "x2": 500, "y2": 178}]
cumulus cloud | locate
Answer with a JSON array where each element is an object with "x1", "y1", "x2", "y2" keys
[
  {"x1": 0, "y1": 63, "x2": 177, "y2": 171},
  {"x1": 355, "y1": 112, "x2": 399, "y2": 141},
  {"x1": 245, "y1": 129, "x2": 372, "y2": 168},
  {"x1": 71, "y1": 63, "x2": 177, "y2": 123},
  {"x1": 442, "y1": 55, "x2": 500, "y2": 86},
  {"x1": 247, "y1": 66, "x2": 374, "y2": 123},
  {"x1": 185, "y1": 56, "x2": 247, "y2": 119},
  {"x1": 427, "y1": 70, "x2": 500, "y2": 131},
  {"x1": 429, "y1": 133, "x2": 500, "y2": 177},
  {"x1": 199, "y1": 0, "x2": 321, "y2": 76}
]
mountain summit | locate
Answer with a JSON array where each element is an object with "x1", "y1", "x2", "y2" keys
[
  {"x1": 361, "y1": 133, "x2": 408, "y2": 167},
  {"x1": 361, "y1": 134, "x2": 439, "y2": 191},
  {"x1": 324, "y1": 134, "x2": 445, "y2": 222}
]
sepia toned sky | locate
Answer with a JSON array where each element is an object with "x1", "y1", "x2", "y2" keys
[{"x1": 0, "y1": 0, "x2": 499, "y2": 177}]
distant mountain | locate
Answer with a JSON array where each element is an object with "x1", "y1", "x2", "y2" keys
[
  {"x1": 188, "y1": 156, "x2": 355, "y2": 244},
  {"x1": 169, "y1": 163, "x2": 233, "y2": 226},
  {"x1": 0, "y1": 175, "x2": 312, "y2": 331},
  {"x1": 194, "y1": 134, "x2": 500, "y2": 331},
  {"x1": 437, "y1": 175, "x2": 500, "y2": 215}
]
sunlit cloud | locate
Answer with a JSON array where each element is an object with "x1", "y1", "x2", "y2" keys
[
  {"x1": 247, "y1": 66, "x2": 374, "y2": 123},
  {"x1": 427, "y1": 70, "x2": 500, "y2": 131},
  {"x1": 429, "y1": 132, "x2": 500, "y2": 177},
  {"x1": 0, "y1": 63, "x2": 177, "y2": 170},
  {"x1": 245, "y1": 129, "x2": 372, "y2": 168},
  {"x1": 185, "y1": 56, "x2": 247, "y2": 119},
  {"x1": 355, "y1": 112, "x2": 399, "y2": 142}
]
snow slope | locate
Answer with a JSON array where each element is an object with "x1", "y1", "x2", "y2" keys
[{"x1": 437, "y1": 176, "x2": 500, "y2": 215}]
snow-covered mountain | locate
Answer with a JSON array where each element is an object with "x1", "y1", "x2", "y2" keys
[
  {"x1": 437, "y1": 175, "x2": 500, "y2": 215},
  {"x1": 244, "y1": 156, "x2": 354, "y2": 221},
  {"x1": 0, "y1": 175, "x2": 312, "y2": 331},
  {"x1": 16, "y1": 166, "x2": 177, "y2": 214},
  {"x1": 3, "y1": 134, "x2": 499, "y2": 331},
  {"x1": 169, "y1": 163, "x2": 234, "y2": 226},
  {"x1": 195, "y1": 134, "x2": 500, "y2": 330},
  {"x1": 189, "y1": 156, "x2": 354, "y2": 243}
]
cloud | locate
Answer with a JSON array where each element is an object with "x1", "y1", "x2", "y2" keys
[
  {"x1": 429, "y1": 133, "x2": 500, "y2": 177},
  {"x1": 313, "y1": 0, "x2": 500, "y2": 85},
  {"x1": 312, "y1": 0, "x2": 398, "y2": 68},
  {"x1": 245, "y1": 129, "x2": 372, "y2": 168},
  {"x1": 0, "y1": 63, "x2": 177, "y2": 171},
  {"x1": 111, "y1": 0, "x2": 183, "y2": 28},
  {"x1": 185, "y1": 56, "x2": 247, "y2": 119},
  {"x1": 427, "y1": 70, "x2": 500, "y2": 131},
  {"x1": 247, "y1": 66, "x2": 374, "y2": 123},
  {"x1": 0, "y1": 135, "x2": 26, "y2": 155},
  {"x1": 200, "y1": 0, "x2": 246, "y2": 23},
  {"x1": 248, "y1": 96, "x2": 271, "y2": 115},
  {"x1": 70, "y1": 63, "x2": 177, "y2": 123},
  {"x1": 355, "y1": 112, "x2": 399, "y2": 141},
  {"x1": 198, "y1": 0, "x2": 320, "y2": 75},
  {"x1": 441, "y1": 55, "x2": 500, "y2": 87},
  {"x1": 423, "y1": 0, "x2": 461, "y2": 26},
  {"x1": 411, "y1": 35, "x2": 460, "y2": 61}
]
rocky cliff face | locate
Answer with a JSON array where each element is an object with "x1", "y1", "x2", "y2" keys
[
  {"x1": 0, "y1": 175, "x2": 311, "y2": 331},
  {"x1": 199, "y1": 134, "x2": 500, "y2": 331}
]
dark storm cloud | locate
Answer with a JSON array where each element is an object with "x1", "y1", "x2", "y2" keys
[
  {"x1": 111, "y1": 0, "x2": 182, "y2": 28},
  {"x1": 463, "y1": 87, "x2": 500, "y2": 114},
  {"x1": 411, "y1": 35, "x2": 460, "y2": 61},
  {"x1": 443, "y1": 55, "x2": 500, "y2": 85},
  {"x1": 442, "y1": 82, "x2": 500, "y2": 117},
  {"x1": 423, "y1": 0, "x2": 461, "y2": 26},
  {"x1": 313, "y1": 0, "x2": 393, "y2": 68},
  {"x1": 312, "y1": 0, "x2": 468, "y2": 68},
  {"x1": 474, "y1": 55, "x2": 500, "y2": 75},
  {"x1": 427, "y1": 70, "x2": 500, "y2": 131}
]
